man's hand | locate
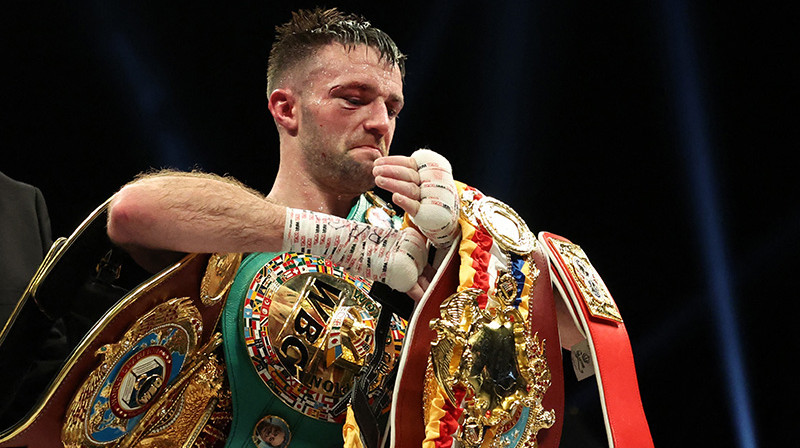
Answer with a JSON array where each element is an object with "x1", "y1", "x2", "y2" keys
[
  {"x1": 283, "y1": 208, "x2": 427, "y2": 293},
  {"x1": 373, "y1": 155, "x2": 422, "y2": 216},
  {"x1": 373, "y1": 149, "x2": 460, "y2": 248}
]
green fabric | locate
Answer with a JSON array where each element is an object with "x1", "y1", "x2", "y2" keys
[
  {"x1": 347, "y1": 195, "x2": 369, "y2": 222},
  {"x1": 348, "y1": 194, "x2": 403, "y2": 229},
  {"x1": 223, "y1": 252, "x2": 343, "y2": 447},
  {"x1": 223, "y1": 194, "x2": 391, "y2": 447}
]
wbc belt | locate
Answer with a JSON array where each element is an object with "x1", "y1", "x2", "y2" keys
[
  {"x1": 223, "y1": 193, "x2": 407, "y2": 448},
  {"x1": 541, "y1": 232, "x2": 653, "y2": 448}
]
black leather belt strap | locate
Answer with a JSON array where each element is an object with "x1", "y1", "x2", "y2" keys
[{"x1": 332, "y1": 282, "x2": 412, "y2": 447}]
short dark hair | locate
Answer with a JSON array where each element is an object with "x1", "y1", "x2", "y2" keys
[{"x1": 266, "y1": 7, "x2": 406, "y2": 94}]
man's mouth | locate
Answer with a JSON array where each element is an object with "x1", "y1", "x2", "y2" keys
[{"x1": 351, "y1": 144, "x2": 385, "y2": 157}]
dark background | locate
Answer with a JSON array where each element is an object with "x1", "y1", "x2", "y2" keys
[{"x1": 2, "y1": 1, "x2": 796, "y2": 446}]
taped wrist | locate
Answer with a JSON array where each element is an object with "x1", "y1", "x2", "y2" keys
[
  {"x1": 282, "y1": 208, "x2": 427, "y2": 292},
  {"x1": 410, "y1": 149, "x2": 460, "y2": 248}
]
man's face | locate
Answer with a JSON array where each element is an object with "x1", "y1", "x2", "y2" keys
[
  {"x1": 294, "y1": 43, "x2": 404, "y2": 194},
  {"x1": 259, "y1": 422, "x2": 285, "y2": 446}
]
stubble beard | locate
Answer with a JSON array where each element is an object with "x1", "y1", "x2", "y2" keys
[{"x1": 298, "y1": 112, "x2": 377, "y2": 195}]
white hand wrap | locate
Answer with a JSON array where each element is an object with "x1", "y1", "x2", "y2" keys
[
  {"x1": 410, "y1": 149, "x2": 460, "y2": 248},
  {"x1": 282, "y1": 208, "x2": 427, "y2": 292}
]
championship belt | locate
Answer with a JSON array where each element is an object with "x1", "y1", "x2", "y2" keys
[
  {"x1": 221, "y1": 192, "x2": 407, "y2": 448},
  {"x1": 0, "y1": 201, "x2": 242, "y2": 448},
  {"x1": 540, "y1": 233, "x2": 653, "y2": 448},
  {"x1": 391, "y1": 183, "x2": 564, "y2": 448},
  {"x1": 222, "y1": 252, "x2": 405, "y2": 448},
  {"x1": 59, "y1": 251, "x2": 241, "y2": 448}
]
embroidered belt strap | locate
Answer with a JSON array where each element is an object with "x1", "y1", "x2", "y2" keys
[{"x1": 540, "y1": 232, "x2": 653, "y2": 448}]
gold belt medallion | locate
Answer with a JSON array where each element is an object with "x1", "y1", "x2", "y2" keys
[
  {"x1": 242, "y1": 253, "x2": 405, "y2": 422},
  {"x1": 462, "y1": 193, "x2": 536, "y2": 256},
  {"x1": 429, "y1": 273, "x2": 555, "y2": 447},
  {"x1": 62, "y1": 297, "x2": 225, "y2": 447}
]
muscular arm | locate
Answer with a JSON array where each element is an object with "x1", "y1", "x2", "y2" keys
[
  {"x1": 107, "y1": 171, "x2": 426, "y2": 294},
  {"x1": 107, "y1": 172, "x2": 285, "y2": 271}
]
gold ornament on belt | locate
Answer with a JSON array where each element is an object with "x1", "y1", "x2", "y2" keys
[
  {"x1": 461, "y1": 193, "x2": 536, "y2": 256},
  {"x1": 548, "y1": 238, "x2": 623, "y2": 323},
  {"x1": 200, "y1": 252, "x2": 243, "y2": 305},
  {"x1": 429, "y1": 272, "x2": 555, "y2": 447},
  {"x1": 62, "y1": 297, "x2": 226, "y2": 447}
]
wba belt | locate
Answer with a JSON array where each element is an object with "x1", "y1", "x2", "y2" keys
[
  {"x1": 391, "y1": 183, "x2": 564, "y2": 448},
  {"x1": 541, "y1": 232, "x2": 653, "y2": 447},
  {"x1": 390, "y1": 184, "x2": 653, "y2": 448}
]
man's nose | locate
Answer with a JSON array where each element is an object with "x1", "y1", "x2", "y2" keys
[{"x1": 363, "y1": 102, "x2": 391, "y2": 137}]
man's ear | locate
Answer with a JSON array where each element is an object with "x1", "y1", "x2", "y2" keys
[{"x1": 268, "y1": 88, "x2": 299, "y2": 136}]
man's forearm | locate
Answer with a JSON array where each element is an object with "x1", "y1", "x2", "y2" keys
[
  {"x1": 106, "y1": 172, "x2": 427, "y2": 292},
  {"x1": 107, "y1": 173, "x2": 286, "y2": 259}
]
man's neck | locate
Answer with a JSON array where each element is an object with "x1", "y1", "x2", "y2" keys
[{"x1": 267, "y1": 167, "x2": 361, "y2": 217}]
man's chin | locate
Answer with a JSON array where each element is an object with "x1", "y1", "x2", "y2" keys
[
  {"x1": 338, "y1": 168, "x2": 376, "y2": 194},
  {"x1": 354, "y1": 176, "x2": 377, "y2": 194}
]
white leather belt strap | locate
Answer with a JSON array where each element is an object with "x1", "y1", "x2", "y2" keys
[{"x1": 540, "y1": 232, "x2": 654, "y2": 448}]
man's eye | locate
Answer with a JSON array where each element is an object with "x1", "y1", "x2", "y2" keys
[{"x1": 344, "y1": 97, "x2": 362, "y2": 106}]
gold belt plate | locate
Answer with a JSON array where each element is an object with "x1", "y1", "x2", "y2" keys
[
  {"x1": 462, "y1": 195, "x2": 536, "y2": 255},
  {"x1": 429, "y1": 273, "x2": 554, "y2": 447},
  {"x1": 242, "y1": 253, "x2": 405, "y2": 422},
  {"x1": 548, "y1": 238, "x2": 623, "y2": 323}
]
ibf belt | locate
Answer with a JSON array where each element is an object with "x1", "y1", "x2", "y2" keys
[
  {"x1": 241, "y1": 252, "x2": 404, "y2": 423},
  {"x1": 541, "y1": 232, "x2": 654, "y2": 448}
]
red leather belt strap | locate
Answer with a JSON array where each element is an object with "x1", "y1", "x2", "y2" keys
[
  {"x1": 389, "y1": 241, "x2": 460, "y2": 447},
  {"x1": 541, "y1": 232, "x2": 653, "y2": 448},
  {"x1": 390, "y1": 235, "x2": 566, "y2": 448},
  {"x1": 527, "y1": 245, "x2": 565, "y2": 448}
]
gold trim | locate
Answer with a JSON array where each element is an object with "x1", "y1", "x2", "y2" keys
[
  {"x1": 200, "y1": 252, "x2": 242, "y2": 306},
  {"x1": 550, "y1": 238, "x2": 623, "y2": 323},
  {"x1": 0, "y1": 254, "x2": 199, "y2": 443},
  {"x1": 1, "y1": 198, "x2": 111, "y2": 341},
  {"x1": 31, "y1": 198, "x2": 112, "y2": 299}
]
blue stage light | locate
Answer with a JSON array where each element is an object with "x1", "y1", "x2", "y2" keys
[{"x1": 659, "y1": 1, "x2": 757, "y2": 446}]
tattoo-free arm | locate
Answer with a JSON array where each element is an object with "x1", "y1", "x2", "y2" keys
[{"x1": 107, "y1": 172, "x2": 285, "y2": 271}]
